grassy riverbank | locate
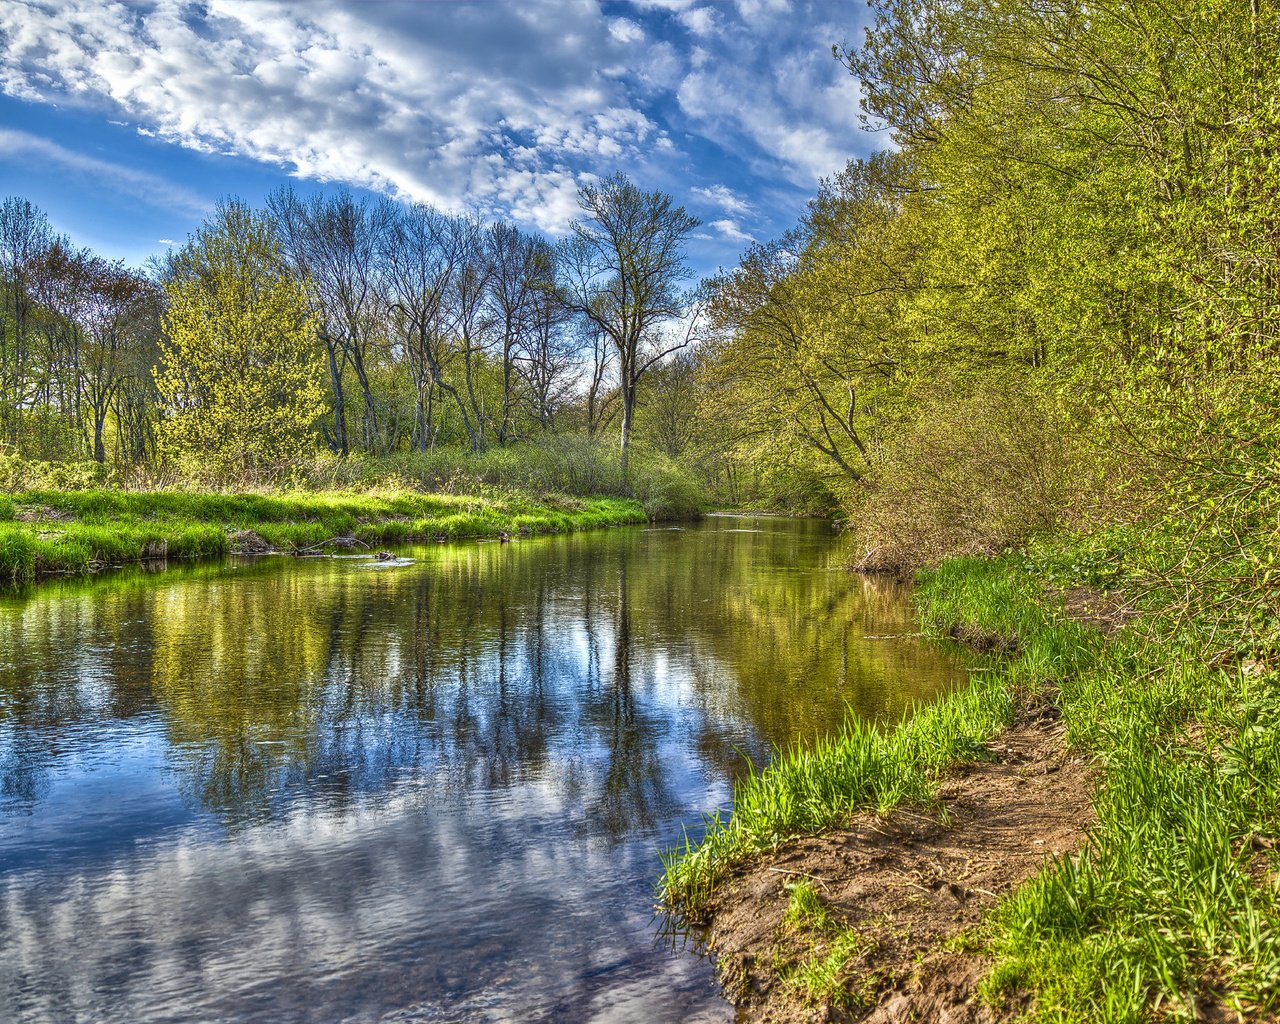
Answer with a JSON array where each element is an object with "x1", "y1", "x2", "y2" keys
[
  {"x1": 0, "y1": 488, "x2": 647, "y2": 583},
  {"x1": 661, "y1": 533, "x2": 1280, "y2": 1021}
]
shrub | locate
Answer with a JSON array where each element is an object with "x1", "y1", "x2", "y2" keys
[
  {"x1": 0, "y1": 451, "x2": 112, "y2": 491},
  {"x1": 847, "y1": 377, "x2": 1113, "y2": 572},
  {"x1": 629, "y1": 452, "x2": 704, "y2": 520}
]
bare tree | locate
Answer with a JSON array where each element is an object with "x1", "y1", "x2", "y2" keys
[
  {"x1": 581, "y1": 323, "x2": 617, "y2": 437},
  {"x1": 378, "y1": 202, "x2": 461, "y2": 452},
  {"x1": 557, "y1": 173, "x2": 699, "y2": 480},
  {"x1": 268, "y1": 187, "x2": 392, "y2": 454},
  {"x1": 485, "y1": 222, "x2": 548, "y2": 444},
  {"x1": 445, "y1": 215, "x2": 493, "y2": 452},
  {"x1": 0, "y1": 198, "x2": 56, "y2": 440},
  {"x1": 77, "y1": 257, "x2": 158, "y2": 463},
  {"x1": 517, "y1": 262, "x2": 575, "y2": 432}
]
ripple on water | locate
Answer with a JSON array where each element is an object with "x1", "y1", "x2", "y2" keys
[{"x1": 0, "y1": 517, "x2": 969, "y2": 1022}]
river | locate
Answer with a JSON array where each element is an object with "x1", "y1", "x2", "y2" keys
[{"x1": 0, "y1": 514, "x2": 969, "y2": 1023}]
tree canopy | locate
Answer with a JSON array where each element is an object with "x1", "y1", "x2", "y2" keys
[{"x1": 155, "y1": 201, "x2": 325, "y2": 479}]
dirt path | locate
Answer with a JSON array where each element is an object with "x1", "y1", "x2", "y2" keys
[{"x1": 697, "y1": 705, "x2": 1095, "y2": 1022}]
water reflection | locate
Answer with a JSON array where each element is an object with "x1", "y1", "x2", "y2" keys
[{"x1": 0, "y1": 517, "x2": 968, "y2": 1022}]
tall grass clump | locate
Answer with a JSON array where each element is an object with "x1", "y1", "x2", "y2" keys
[
  {"x1": 661, "y1": 675, "x2": 1017, "y2": 917},
  {"x1": 0, "y1": 525, "x2": 36, "y2": 583}
]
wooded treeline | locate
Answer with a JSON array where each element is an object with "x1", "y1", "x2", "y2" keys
[
  {"x1": 6, "y1": 0, "x2": 1278, "y2": 571},
  {"x1": 697, "y1": 0, "x2": 1280, "y2": 576},
  {"x1": 0, "y1": 174, "x2": 703, "y2": 487}
]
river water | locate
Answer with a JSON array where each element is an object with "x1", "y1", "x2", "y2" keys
[{"x1": 0, "y1": 515, "x2": 968, "y2": 1023}]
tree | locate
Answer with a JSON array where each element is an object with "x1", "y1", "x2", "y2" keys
[
  {"x1": 702, "y1": 155, "x2": 916, "y2": 494},
  {"x1": 446, "y1": 214, "x2": 494, "y2": 452},
  {"x1": 268, "y1": 187, "x2": 391, "y2": 454},
  {"x1": 377, "y1": 201, "x2": 461, "y2": 452},
  {"x1": 558, "y1": 173, "x2": 699, "y2": 481},
  {"x1": 486, "y1": 222, "x2": 552, "y2": 444},
  {"x1": 516, "y1": 263, "x2": 575, "y2": 432},
  {"x1": 0, "y1": 198, "x2": 57, "y2": 446},
  {"x1": 636, "y1": 349, "x2": 701, "y2": 459},
  {"x1": 154, "y1": 201, "x2": 325, "y2": 479},
  {"x1": 42, "y1": 246, "x2": 159, "y2": 463}
]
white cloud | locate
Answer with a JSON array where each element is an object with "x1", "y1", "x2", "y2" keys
[
  {"x1": 692, "y1": 184, "x2": 754, "y2": 216},
  {"x1": 607, "y1": 18, "x2": 645, "y2": 44},
  {"x1": 0, "y1": 0, "x2": 873, "y2": 244},
  {"x1": 709, "y1": 218, "x2": 752, "y2": 243},
  {"x1": 0, "y1": 128, "x2": 211, "y2": 217},
  {"x1": 0, "y1": 0, "x2": 670, "y2": 235},
  {"x1": 678, "y1": 6, "x2": 718, "y2": 36},
  {"x1": 672, "y1": 3, "x2": 863, "y2": 185}
]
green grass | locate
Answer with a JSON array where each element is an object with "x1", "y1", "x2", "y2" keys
[
  {"x1": 0, "y1": 488, "x2": 647, "y2": 583},
  {"x1": 783, "y1": 880, "x2": 833, "y2": 932},
  {"x1": 660, "y1": 669, "x2": 1022, "y2": 914},
  {"x1": 661, "y1": 530, "x2": 1280, "y2": 1020},
  {"x1": 777, "y1": 881, "x2": 879, "y2": 1008},
  {"x1": 785, "y1": 928, "x2": 878, "y2": 1008}
]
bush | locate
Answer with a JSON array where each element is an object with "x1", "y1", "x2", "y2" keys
[
  {"x1": 0, "y1": 451, "x2": 112, "y2": 491},
  {"x1": 847, "y1": 377, "x2": 1112, "y2": 572},
  {"x1": 291, "y1": 436, "x2": 625, "y2": 498},
  {"x1": 629, "y1": 452, "x2": 704, "y2": 520}
]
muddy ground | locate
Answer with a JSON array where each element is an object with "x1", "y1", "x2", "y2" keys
[{"x1": 696, "y1": 703, "x2": 1095, "y2": 1023}]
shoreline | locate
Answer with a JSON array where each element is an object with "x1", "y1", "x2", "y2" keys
[
  {"x1": 692, "y1": 700, "x2": 1093, "y2": 1023},
  {"x1": 662, "y1": 546, "x2": 1280, "y2": 1021},
  {"x1": 0, "y1": 488, "x2": 650, "y2": 585}
]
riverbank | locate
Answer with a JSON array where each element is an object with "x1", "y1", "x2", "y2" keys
[
  {"x1": 0, "y1": 488, "x2": 648, "y2": 583},
  {"x1": 661, "y1": 537, "x2": 1280, "y2": 1021}
]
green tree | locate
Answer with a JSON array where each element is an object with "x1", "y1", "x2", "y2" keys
[{"x1": 155, "y1": 201, "x2": 325, "y2": 480}]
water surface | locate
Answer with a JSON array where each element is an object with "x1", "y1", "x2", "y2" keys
[{"x1": 0, "y1": 515, "x2": 968, "y2": 1022}]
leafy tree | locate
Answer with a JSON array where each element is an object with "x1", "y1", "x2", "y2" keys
[{"x1": 154, "y1": 201, "x2": 325, "y2": 480}]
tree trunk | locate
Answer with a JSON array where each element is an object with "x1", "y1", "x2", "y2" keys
[
  {"x1": 619, "y1": 383, "x2": 635, "y2": 485},
  {"x1": 324, "y1": 336, "x2": 348, "y2": 456}
]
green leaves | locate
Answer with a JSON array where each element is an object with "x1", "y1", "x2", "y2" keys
[{"x1": 155, "y1": 202, "x2": 325, "y2": 482}]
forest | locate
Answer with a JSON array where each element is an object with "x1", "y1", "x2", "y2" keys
[
  {"x1": 0, "y1": 175, "x2": 707, "y2": 503},
  {"x1": 2, "y1": 0, "x2": 1280, "y2": 1019}
]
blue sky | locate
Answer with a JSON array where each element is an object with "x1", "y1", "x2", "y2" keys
[{"x1": 0, "y1": 0, "x2": 880, "y2": 279}]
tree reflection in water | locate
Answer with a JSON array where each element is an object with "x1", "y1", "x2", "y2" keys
[{"x1": 0, "y1": 518, "x2": 970, "y2": 1023}]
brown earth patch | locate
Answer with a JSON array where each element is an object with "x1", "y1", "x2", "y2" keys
[
  {"x1": 1051, "y1": 586, "x2": 1137, "y2": 634},
  {"x1": 944, "y1": 622, "x2": 1018, "y2": 654},
  {"x1": 695, "y1": 708, "x2": 1094, "y2": 1023},
  {"x1": 228, "y1": 529, "x2": 273, "y2": 554},
  {"x1": 14, "y1": 503, "x2": 73, "y2": 523}
]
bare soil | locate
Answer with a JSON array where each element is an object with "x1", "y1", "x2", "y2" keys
[
  {"x1": 228, "y1": 529, "x2": 273, "y2": 554},
  {"x1": 1051, "y1": 586, "x2": 1138, "y2": 634},
  {"x1": 14, "y1": 503, "x2": 73, "y2": 523},
  {"x1": 697, "y1": 705, "x2": 1095, "y2": 1023}
]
